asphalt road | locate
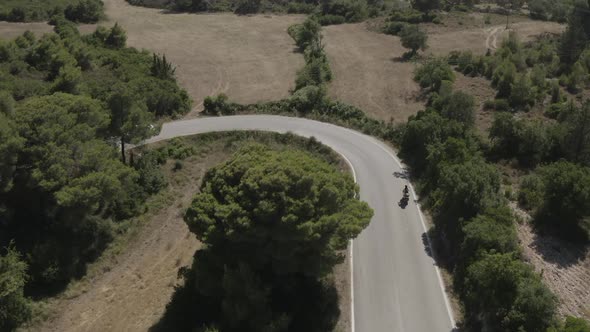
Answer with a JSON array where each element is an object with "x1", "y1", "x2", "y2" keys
[{"x1": 146, "y1": 115, "x2": 455, "y2": 332}]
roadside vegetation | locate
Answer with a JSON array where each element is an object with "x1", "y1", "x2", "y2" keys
[
  {"x1": 0, "y1": 19, "x2": 190, "y2": 330},
  {"x1": 200, "y1": 0, "x2": 590, "y2": 328},
  {"x1": 150, "y1": 138, "x2": 372, "y2": 332},
  {"x1": 0, "y1": 0, "x2": 104, "y2": 23}
]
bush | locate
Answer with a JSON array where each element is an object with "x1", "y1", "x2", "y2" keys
[
  {"x1": 320, "y1": 0, "x2": 368, "y2": 23},
  {"x1": 234, "y1": 0, "x2": 261, "y2": 14},
  {"x1": 316, "y1": 14, "x2": 346, "y2": 25},
  {"x1": 383, "y1": 21, "x2": 407, "y2": 36},
  {"x1": 0, "y1": 244, "x2": 32, "y2": 332},
  {"x1": 400, "y1": 25, "x2": 427, "y2": 57},
  {"x1": 203, "y1": 94, "x2": 240, "y2": 115},
  {"x1": 64, "y1": 0, "x2": 104, "y2": 23},
  {"x1": 414, "y1": 57, "x2": 455, "y2": 91}
]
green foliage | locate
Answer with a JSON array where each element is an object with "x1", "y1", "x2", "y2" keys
[
  {"x1": 151, "y1": 54, "x2": 176, "y2": 80},
  {"x1": 234, "y1": 0, "x2": 261, "y2": 14},
  {"x1": 490, "y1": 112, "x2": 557, "y2": 167},
  {"x1": 414, "y1": 57, "x2": 455, "y2": 91},
  {"x1": 399, "y1": 24, "x2": 428, "y2": 56},
  {"x1": 64, "y1": 0, "x2": 103, "y2": 23},
  {"x1": 549, "y1": 316, "x2": 590, "y2": 332},
  {"x1": 288, "y1": 18, "x2": 322, "y2": 51},
  {"x1": 559, "y1": 101, "x2": 590, "y2": 165},
  {"x1": 289, "y1": 18, "x2": 333, "y2": 91},
  {"x1": 410, "y1": 0, "x2": 439, "y2": 12},
  {"x1": 0, "y1": 244, "x2": 32, "y2": 332},
  {"x1": 0, "y1": 0, "x2": 102, "y2": 23},
  {"x1": 383, "y1": 21, "x2": 408, "y2": 36},
  {"x1": 526, "y1": 161, "x2": 590, "y2": 239},
  {"x1": 0, "y1": 23, "x2": 189, "y2": 306},
  {"x1": 461, "y1": 207, "x2": 518, "y2": 263},
  {"x1": 105, "y1": 23, "x2": 127, "y2": 49},
  {"x1": 528, "y1": 0, "x2": 569, "y2": 22},
  {"x1": 182, "y1": 145, "x2": 373, "y2": 330},
  {"x1": 559, "y1": 0, "x2": 590, "y2": 68},
  {"x1": 463, "y1": 253, "x2": 557, "y2": 331},
  {"x1": 203, "y1": 93, "x2": 241, "y2": 115},
  {"x1": 319, "y1": 0, "x2": 368, "y2": 24}
]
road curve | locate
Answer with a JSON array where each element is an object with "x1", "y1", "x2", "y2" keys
[{"x1": 146, "y1": 115, "x2": 455, "y2": 332}]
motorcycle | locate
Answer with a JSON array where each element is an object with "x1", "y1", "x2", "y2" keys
[{"x1": 398, "y1": 185, "x2": 410, "y2": 208}]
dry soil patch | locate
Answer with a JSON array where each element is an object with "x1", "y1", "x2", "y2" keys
[{"x1": 517, "y1": 220, "x2": 590, "y2": 320}]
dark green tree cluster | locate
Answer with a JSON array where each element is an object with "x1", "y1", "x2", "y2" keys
[
  {"x1": 528, "y1": 0, "x2": 571, "y2": 22},
  {"x1": 0, "y1": 20, "x2": 190, "y2": 330},
  {"x1": 160, "y1": 145, "x2": 372, "y2": 331},
  {"x1": 288, "y1": 18, "x2": 333, "y2": 91},
  {"x1": 398, "y1": 74, "x2": 559, "y2": 331},
  {"x1": 0, "y1": 0, "x2": 103, "y2": 23},
  {"x1": 519, "y1": 161, "x2": 590, "y2": 240}
]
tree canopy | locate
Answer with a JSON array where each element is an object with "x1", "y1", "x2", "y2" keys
[{"x1": 181, "y1": 145, "x2": 373, "y2": 331}]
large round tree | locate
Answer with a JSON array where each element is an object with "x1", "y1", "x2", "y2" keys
[{"x1": 183, "y1": 144, "x2": 373, "y2": 331}]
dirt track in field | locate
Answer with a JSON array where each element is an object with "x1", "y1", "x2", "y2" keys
[{"x1": 323, "y1": 20, "x2": 563, "y2": 123}]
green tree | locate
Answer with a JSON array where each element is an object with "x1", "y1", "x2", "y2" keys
[
  {"x1": 105, "y1": 23, "x2": 127, "y2": 49},
  {"x1": 288, "y1": 18, "x2": 321, "y2": 51},
  {"x1": 560, "y1": 100, "x2": 590, "y2": 165},
  {"x1": 400, "y1": 25, "x2": 427, "y2": 57},
  {"x1": 441, "y1": 91, "x2": 475, "y2": 126},
  {"x1": 559, "y1": 0, "x2": 590, "y2": 69},
  {"x1": 411, "y1": 0, "x2": 440, "y2": 12},
  {"x1": 534, "y1": 161, "x2": 590, "y2": 237},
  {"x1": 0, "y1": 113, "x2": 23, "y2": 192},
  {"x1": 464, "y1": 253, "x2": 556, "y2": 331},
  {"x1": 151, "y1": 54, "x2": 176, "y2": 80},
  {"x1": 509, "y1": 74, "x2": 535, "y2": 110},
  {"x1": 0, "y1": 243, "x2": 32, "y2": 332},
  {"x1": 414, "y1": 57, "x2": 455, "y2": 91},
  {"x1": 183, "y1": 145, "x2": 373, "y2": 330},
  {"x1": 107, "y1": 88, "x2": 159, "y2": 163},
  {"x1": 548, "y1": 316, "x2": 590, "y2": 332}
]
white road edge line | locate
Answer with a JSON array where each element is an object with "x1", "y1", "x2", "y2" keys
[{"x1": 333, "y1": 150, "x2": 357, "y2": 332}]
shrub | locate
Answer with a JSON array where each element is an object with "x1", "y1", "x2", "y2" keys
[
  {"x1": 64, "y1": 0, "x2": 104, "y2": 23},
  {"x1": 383, "y1": 21, "x2": 407, "y2": 36},
  {"x1": 414, "y1": 57, "x2": 455, "y2": 91},
  {"x1": 234, "y1": 0, "x2": 261, "y2": 14},
  {"x1": 320, "y1": 0, "x2": 368, "y2": 23},
  {"x1": 0, "y1": 244, "x2": 32, "y2": 332},
  {"x1": 316, "y1": 14, "x2": 346, "y2": 25},
  {"x1": 203, "y1": 94, "x2": 240, "y2": 115},
  {"x1": 400, "y1": 25, "x2": 427, "y2": 57}
]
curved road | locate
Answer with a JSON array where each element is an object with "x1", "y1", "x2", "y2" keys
[{"x1": 146, "y1": 115, "x2": 455, "y2": 332}]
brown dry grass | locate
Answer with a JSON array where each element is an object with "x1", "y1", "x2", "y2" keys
[
  {"x1": 99, "y1": 0, "x2": 304, "y2": 116},
  {"x1": 323, "y1": 23, "x2": 423, "y2": 124},
  {"x1": 516, "y1": 218, "x2": 590, "y2": 321}
]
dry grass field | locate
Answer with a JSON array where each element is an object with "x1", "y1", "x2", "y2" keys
[
  {"x1": 323, "y1": 17, "x2": 563, "y2": 123},
  {"x1": 1, "y1": 0, "x2": 304, "y2": 116}
]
